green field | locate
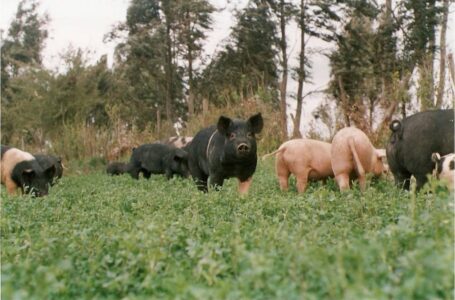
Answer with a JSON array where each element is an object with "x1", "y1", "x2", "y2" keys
[{"x1": 1, "y1": 161, "x2": 454, "y2": 299}]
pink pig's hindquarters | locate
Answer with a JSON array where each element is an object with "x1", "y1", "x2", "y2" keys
[
  {"x1": 331, "y1": 127, "x2": 381, "y2": 192},
  {"x1": 331, "y1": 140, "x2": 353, "y2": 191},
  {"x1": 275, "y1": 139, "x2": 333, "y2": 193}
]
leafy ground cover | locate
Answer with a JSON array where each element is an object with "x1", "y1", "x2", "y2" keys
[{"x1": 1, "y1": 162, "x2": 453, "y2": 299}]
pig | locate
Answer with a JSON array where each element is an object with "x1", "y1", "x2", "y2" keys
[
  {"x1": 331, "y1": 127, "x2": 387, "y2": 192},
  {"x1": 1, "y1": 146, "x2": 55, "y2": 196},
  {"x1": 106, "y1": 162, "x2": 130, "y2": 176},
  {"x1": 186, "y1": 113, "x2": 263, "y2": 194},
  {"x1": 431, "y1": 152, "x2": 454, "y2": 191},
  {"x1": 262, "y1": 139, "x2": 333, "y2": 193},
  {"x1": 128, "y1": 143, "x2": 189, "y2": 179},
  {"x1": 386, "y1": 109, "x2": 454, "y2": 191},
  {"x1": 34, "y1": 154, "x2": 64, "y2": 185},
  {"x1": 162, "y1": 136, "x2": 193, "y2": 148}
]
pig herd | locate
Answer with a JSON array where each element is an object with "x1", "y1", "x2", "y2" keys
[{"x1": 1, "y1": 109, "x2": 454, "y2": 197}]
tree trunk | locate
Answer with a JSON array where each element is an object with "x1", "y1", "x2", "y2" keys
[
  {"x1": 156, "y1": 109, "x2": 161, "y2": 138},
  {"x1": 379, "y1": 70, "x2": 413, "y2": 132},
  {"x1": 279, "y1": 0, "x2": 288, "y2": 140},
  {"x1": 188, "y1": 45, "x2": 194, "y2": 117},
  {"x1": 165, "y1": 20, "x2": 173, "y2": 122},
  {"x1": 436, "y1": 0, "x2": 449, "y2": 108},
  {"x1": 292, "y1": 0, "x2": 305, "y2": 139},
  {"x1": 449, "y1": 53, "x2": 455, "y2": 87},
  {"x1": 381, "y1": 0, "x2": 394, "y2": 105},
  {"x1": 419, "y1": 0, "x2": 437, "y2": 110},
  {"x1": 337, "y1": 77, "x2": 350, "y2": 126}
]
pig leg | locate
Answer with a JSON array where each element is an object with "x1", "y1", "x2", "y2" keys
[
  {"x1": 275, "y1": 157, "x2": 290, "y2": 191},
  {"x1": 296, "y1": 169, "x2": 311, "y2": 193},
  {"x1": 238, "y1": 177, "x2": 252, "y2": 195},
  {"x1": 191, "y1": 168, "x2": 208, "y2": 192},
  {"x1": 358, "y1": 175, "x2": 366, "y2": 192},
  {"x1": 143, "y1": 170, "x2": 152, "y2": 179},
  {"x1": 5, "y1": 178, "x2": 18, "y2": 195},
  {"x1": 335, "y1": 173, "x2": 350, "y2": 191},
  {"x1": 128, "y1": 166, "x2": 141, "y2": 180},
  {"x1": 165, "y1": 168, "x2": 173, "y2": 180},
  {"x1": 208, "y1": 174, "x2": 225, "y2": 191},
  {"x1": 414, "y1": 174, "x2": 428, "y2": 191},
  {"x1": 393, "y1": 170, "x2": 411, "y2": 190}
]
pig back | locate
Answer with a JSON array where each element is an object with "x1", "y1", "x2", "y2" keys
[
  {"x1": 281, "y1": 139, "x2": 332, "y2": 176},
  {"x1": 186, "y1": 126, "x2": 217, "y2": 175},
  {"x1": 331, "y1": 127, "x2": 376, "y2": 173},
  {"x1": 387, "y1": 109, "x2": 454, "y2": 176}
]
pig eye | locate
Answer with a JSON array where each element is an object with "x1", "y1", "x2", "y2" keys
[
  {"x1": 229, "y1": 132, "x2": 236, "y2": 139},
  {"x1": 247, "y1": 132, "x2": 253, "y2": 138}
]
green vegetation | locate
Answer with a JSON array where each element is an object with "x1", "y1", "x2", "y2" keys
[{"x1": 2, "y1": 161, "x2": 453, "y2": 299}]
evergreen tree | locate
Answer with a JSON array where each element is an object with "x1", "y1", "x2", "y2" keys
[
  {"x1": 1, "y1": 0, "x2": 49, "y2": 102},
  {"x1": 107, "y1": 0, "x2": 214, "y2": 125},
  {"x1": 399, "y1": 0, "x2": 443, "y2": 109},
  {"x1": 199, "y1": 0, "x2": 278, "y2": 107},
  {"x1": 268, "y1": 0, "x2": 295, "y2": 138},
  {"x1": 175, "y1": 0, "x2": 214, "y2": 117}
]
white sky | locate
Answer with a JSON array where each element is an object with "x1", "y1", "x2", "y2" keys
[{"x1": 1, "y1": 0, "x2": 454, "y2": 137}]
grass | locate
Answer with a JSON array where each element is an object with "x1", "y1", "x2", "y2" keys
[{"x1": 1, "y1": 161, "x2": 454, "y2": 299}]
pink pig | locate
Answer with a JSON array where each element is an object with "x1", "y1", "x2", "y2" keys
[
  {"x1": 263, "y1": 139, "x2": 333, "y2": 193},
  {"x1": 331, "y1": 127, "x2": 386, "y2": 192}
]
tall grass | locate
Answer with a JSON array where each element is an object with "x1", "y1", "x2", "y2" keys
[{"x1": 6, "y1": 99, "x2": 283, "y2": 164}]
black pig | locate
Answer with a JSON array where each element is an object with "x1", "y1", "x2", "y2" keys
[
  {"x1": 106, "y1": 162, "x2": 130, "y2": 176},
  {"x1": 186, "y1": 113, "x2": 263, "y2": 194},
  {"x1": 1, "y1": 146, "x2": 55, "y2": 197},
  {"x1": 34, "y1": 154, "x2": 64, "y2": 185},
  {"x1": 386, "y1": 109, "x2": 454, "y2": 190},
  {"x1": 128, "y1": 144, "x2": 189, "y2": 179}
]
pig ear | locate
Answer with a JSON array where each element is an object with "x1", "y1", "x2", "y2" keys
[
  {"x1": 431, "y1": 153, "x2": 441, "y2": 163},
  {"x1": 375, "y1": 149, "x2": 386, "y2": 158},
  {"x1": 217, "y1": 116, "x2": 233, "y2": 135},
  {"x1": 22, "y1": 169, "x2": 35, "y2": 182},
  {"x1": 247, "y1": 113, "x2": 263, "y2": 134},
  {"x1": 44, "y1": 165, "x2": 56, "y2": 179}
]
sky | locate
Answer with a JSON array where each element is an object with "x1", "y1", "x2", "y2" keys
[{"x1": 1, "y1": 0, "x2": 454, "y2": 137}]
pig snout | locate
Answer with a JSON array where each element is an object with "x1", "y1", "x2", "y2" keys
[{"x1": 237, "y1": 143, "x2": 250, "y2": 155}]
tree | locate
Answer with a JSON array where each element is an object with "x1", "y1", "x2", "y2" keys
[
  {"x1": 269, "y1": 0, "x2": 295, "y2": 138},
  {"x1": 319, "y1": 0, "x2": 448, "y2": 136},
  {"x1": 107, "y1": 0, "x2": 214, "y2": 125},
  {"x1": 328, "y1": 13, "x2": 380, "y2": 133},
  {"x1": 106, "y1": 0, "x2": 185, "y2": 126},
  {"x1": 399, "y1": 0, "x2": 443, "y2": 110},
  {"x1": 198, "y1": 0, "x2": 278, "y2": 108},
  {"x1": 292, "y1": 0, "x2": 305, "y2": 138},
  {"x1": 436, "y1": 0, "x2": 449, "y2": 107},
  {"x1": 175, "y1": 0, "x2": 214, "y2": 117},
  {"x1": 1, "y1": 0, "x2": 49, "y2": 101}
]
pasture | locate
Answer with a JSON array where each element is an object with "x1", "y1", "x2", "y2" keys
[{"x1": 1, "y1": 161, "x2": 453, "y2": 299}]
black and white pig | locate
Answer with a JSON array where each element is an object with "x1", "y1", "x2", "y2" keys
[
  {"x1": 186, "y1": 113, "x2": 263, "y2": 194},
  {"x1": 162, "y1": 136, "x2": 193, "y2": 148},
  {"x1": 432, "y1": 152, "x2": 454, "y2": 191},
  {"x1": 106, "y1": 162, "x2": 130, "y2": 176},
  {"x1": 386, "y1": 109, "x2": 454, "y2": 190},
  {"x1": 128, "y1": 143, "x2": 189, "y2": 179},
  {"x1": 1, "y1": 146, "x2": 55, "y2": 196},
  {"x1": 34, "y1": 154, "x2": 64, "y2": 185}
]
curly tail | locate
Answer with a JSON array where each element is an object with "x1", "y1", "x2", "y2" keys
[
  {"x1": 348, "y1": 137, "x2": 365, "y2": 177},
  {"x1": 389, "y1": 120, "x2": 403, "y2": 140},
  {"x1": 262, "y1": 148, "x2": 284, "y2": 161}
]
